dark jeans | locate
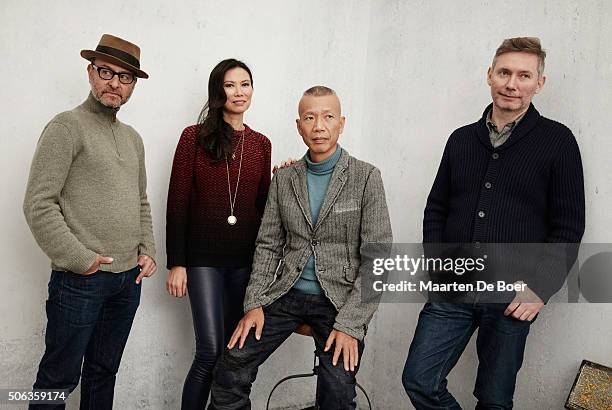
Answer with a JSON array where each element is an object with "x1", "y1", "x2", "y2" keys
[
  {"x1": 182, "y1": 266, "x2": 251, "y2": 410},
  {"x1": 402, "y1": 302, "x2": 532, "y2": 410},
  {"x1": 30, "y1": 266, "x2": 141, "y2": 410},
  {"x1": 208, "y1": 289, "x2": 365, "y2": 410}
]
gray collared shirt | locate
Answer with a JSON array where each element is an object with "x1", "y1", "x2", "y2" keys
[{"x1": 486, "y1": 109, "x2": 527, "y2": 148}]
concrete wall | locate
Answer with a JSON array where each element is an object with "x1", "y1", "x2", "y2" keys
[
  {"x1": 1, "y1": 1, "x2": 610, "y2": 408},
  {"x1": 359, "y1": 1, "x2": 612, "y2": 408}
]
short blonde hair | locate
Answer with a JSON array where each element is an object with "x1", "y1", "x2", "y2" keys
[{"x1": 492, "y1": 37, "x2": 546, "y2": 76}]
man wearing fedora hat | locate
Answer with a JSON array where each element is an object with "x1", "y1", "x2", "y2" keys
[{"x1": 23, "y1": 34, "x2": 155, "y2": 409}]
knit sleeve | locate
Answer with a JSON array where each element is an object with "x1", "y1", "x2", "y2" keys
[
  {"x1": 423, "y1": 136, "x2": 452, "y2": 243},
  {"x1": 136, "y1": 134, "x2": 156, "y2": 261},
  {"x1": 530, "y1": 134, "x2": 585, "y2": 301},
  {"x1": 23, "y1": 122, "x2": 97, "y2": 273},
  {"x1": 255, "y1": 136, "x2": 272, "y2": 219},
  {"x1": 545, "y1": 135, "x2": 585, "y2": 244},
  {"x1": 166, "y1": 127, "x2": 197, "y2": 268}
]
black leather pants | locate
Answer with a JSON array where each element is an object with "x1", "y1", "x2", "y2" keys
[{"x1": 181, "y1": 266, "x2": 250, "y2": 410}]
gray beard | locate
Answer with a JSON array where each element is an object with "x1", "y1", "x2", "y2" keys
[{"x1": 91, "y1": 87, "x2": 131, "y2": 109}]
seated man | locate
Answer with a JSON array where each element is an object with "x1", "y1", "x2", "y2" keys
[{"x1": 208, "y1": 86, "x2": 393, "y2": 409}]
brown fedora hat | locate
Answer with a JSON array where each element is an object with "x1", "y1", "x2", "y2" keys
[{"x1": 81, "y1": 34, "x2": 148, "y2": 79}]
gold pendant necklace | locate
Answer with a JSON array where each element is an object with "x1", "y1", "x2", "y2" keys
[
  {"x1": 226, "y1": 133, "x2": 245, "y2": 225},
  {"x1": 230, "y1": 131, "x2": 243, "y2": 160}
]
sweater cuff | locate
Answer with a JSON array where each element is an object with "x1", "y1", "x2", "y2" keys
[
  {"x1": 138, "y1": 244, "x2": 156, "y2": 264},
  {"x1": 166, "y1": 253, "x2": 186, "y2": 269},
  {"x1": 66, "y1": 249, "x2": 98, "y2": 274},
  {"x1": 527, "y1": 280, "x2": 556, "y2": 304}
]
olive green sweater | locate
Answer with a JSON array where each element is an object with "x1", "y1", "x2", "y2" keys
[{"x1": 23, "y1": 93, "x2": 156, "y2": 274}]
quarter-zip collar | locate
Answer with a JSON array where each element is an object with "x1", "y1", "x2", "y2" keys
[{"x1": 82, "y1": 92, "x2": 120, "y2": 122}]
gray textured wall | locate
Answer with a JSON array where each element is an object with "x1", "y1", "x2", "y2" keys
[
  {"x1": 1, "y1": 1, "x2": 611, "y2": 409},
  {"x1": 359, "y1": 1, "x2": 612, "y2": 409}
]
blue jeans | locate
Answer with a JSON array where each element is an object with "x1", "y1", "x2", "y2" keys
[
  {"x1": 30, "y1": 267, "x2": 141, "y2": 410},
  {"x1": 208, "y1": 289, "x2": 365, "y2": 410},
  {"x1": 402, "y1": 302, "x2": 532, "y2": 410}
]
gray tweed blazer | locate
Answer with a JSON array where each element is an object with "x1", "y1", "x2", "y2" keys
[{"x1": 244, "y1": 149, "x2": 392, "y2": 340}]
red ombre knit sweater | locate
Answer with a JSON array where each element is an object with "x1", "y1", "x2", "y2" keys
[{"x1": 166, "y1": 124, "x2": 271, "y2": 268}]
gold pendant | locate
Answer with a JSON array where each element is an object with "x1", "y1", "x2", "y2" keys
[{"x1": 227, "y1": 215, "x2": 237, "y2": 225}]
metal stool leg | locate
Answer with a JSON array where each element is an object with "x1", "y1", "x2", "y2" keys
[
  {"x1": 266, "y1": 351, "x2": 319, "y2": 410},
  {"x1": 356, "y1": 382, "x2": 372, "y2": 409},
  {"x1": 266, "y1": 349, "x2": 372, "y2": 410}
]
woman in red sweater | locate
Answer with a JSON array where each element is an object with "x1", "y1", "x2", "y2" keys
[{"x1": 165, "y1": 59, "x2": 271, "y2": 409}]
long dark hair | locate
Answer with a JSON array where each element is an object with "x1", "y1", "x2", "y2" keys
[{"x1": 196, "y1": 58, "x2": 253, "y2": 161}]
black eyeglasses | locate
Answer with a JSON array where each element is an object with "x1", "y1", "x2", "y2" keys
[{"x1": 91, "y1": 64, "x2": 135, "y2": 84}]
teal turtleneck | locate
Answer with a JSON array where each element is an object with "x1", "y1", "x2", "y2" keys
[{"x1": 293, "y1": 145, "x2": 343, "y2": 295}]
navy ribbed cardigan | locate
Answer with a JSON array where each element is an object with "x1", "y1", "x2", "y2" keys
[{"x1": 423, "y1": 103, "x2": 585, "y2": 300}]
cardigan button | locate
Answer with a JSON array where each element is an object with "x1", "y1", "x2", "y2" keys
[
  {"x1": 478, "y1": 211, "x2": 486, "y2": 218},
  {"x1": 492, "y1": 153, "x2": 499, "y2": 159},
  {"x1": 484, "y1": 182, "x2": 492, "y2": 189}
]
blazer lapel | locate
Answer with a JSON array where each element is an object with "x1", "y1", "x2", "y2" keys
[
  {"x1": 290, "y1": 160, "x2": 313, "y2": 229},
  {"x1": 313, "y1": 150, "x2": 349, "y2": 231}
]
